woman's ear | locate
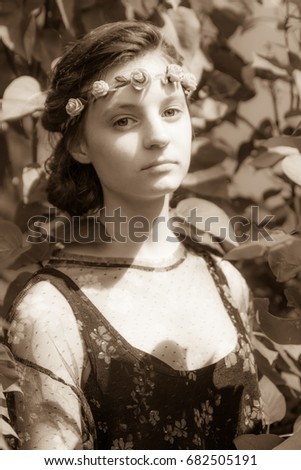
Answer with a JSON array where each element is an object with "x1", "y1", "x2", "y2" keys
[{"x1": 69, "y1": 138, "x2": 91, "y2": 164}]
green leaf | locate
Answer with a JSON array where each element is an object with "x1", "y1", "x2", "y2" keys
[
  {"x1": 0, "y1": 432, "x2": 9, "y2": 449},
  {"x1": 293, "y1": 69, "x2": 301, "y2": 102},
  {"x1": 55, "y1": 0, "x2": 76, "y2": 35},
  {"x1": 0, "y1": 220, "x2": 31, "y2": 269},
  {"x1": 167, "y1": 6, "x2": 201, "y2": 56},
  {"x1": 0, "y1": 3, "x2": 24, "y2": 59},
  {"x1": 11, "y1": 238, "x2": 56, "y2": 268},
  {"x1": 190, "y1": 140, "x2": 227, "y2": 171},
  {"x1": 0, "y1": 416, "x2": 19, "y2": 439},
  {"x1": 21, "y1": 164, "x2": 47, "y2": 205},
  {"x1": 23, "y1": 10, "x2": 37, "y2": 64},
  {"x1": 284, "y1": 284, "x2": 301, "y2": 309},
  {"x1": 234, "y1": 433, "x2": 284, "y2": 450},
  {"x1": 259, "y1": 375, "x2": 286, "y2": 425},
  {"x1": 1, "y1": 272, "x2": 33, "y2": 320},
  {"x1": 256, "y1": 53, "x2": 288, "y2": 72},
  {"x1": 256, "y1": 298, "x2": 301, "y2": 345},
  {"x1": 284, "y1": 109, "x2": 301, "y2": 128},
  {"x1": 282, "y1": 154, "x2": 301, "y2": 186},
  {"x1": 0, "y1": 76, "x2": 45, "y2": 122},
  {"x1": 79, "y1": 0, "x2": 126, "y2": 32},
  {"x1": 224, "y1": 243, "x2": 266, "y2": 261},
  {"x1": 208, "y1": 41, "x2": 247, "y2": 84},
  {"x1": 258, "y1": 136, "x2": 301, "y2": 152},
  {"x1": 285, "y1": 109, "x2": 301, "y2": 118},
  {"x1": 289, "y1": 51, "x2": 301, "y2": 70},
  {"x1": 0, "y1": 318, "x2": 9, "y2": 335},
  {"x1": 13, "y1": 202, "x2": 49, "y2": 233},
  {"x1": 34, "y1": 28, "x2": 65, "y2": 74},
  {"x1": 209, "y1": 7, "x2": 247, "y2": 39},
  {"x1": 123, "y1": 0, "x2": 158, "y2": 19},
  {"x1": 175, "y1": 197, "x2": 237, "y2": 245},
  {"x1": 202, "y1": 69, "x2": 242, "y2": 100},
  {"x1": 0, "y1": 398, "x2": 10, "y2": 420},
  {"x1": 252, "y1": 53, "x2": 288, "y2": 78},
  {"x1": 252, "y1": 151, "x2": 285, "y2": 169},
  {"x1": 0, "y1": 344, "x2": 20, "y2": 392},
  {"x1": 271, "y1": 430, "x2": 301, "y2": 450},
  {"x1": 268, "y1": 237, "x2": 301, "y2": 282},
  {"x1": 182, "y1": 173, "x2": 230, "y2": 200},
  {"x1": 253, "y1": 349, "x2": 285, "y2": 387},
  {"x1": 191, "y1": 96, "x2": 229, "y2": 123},
  {"x1": 229, "y1": 160, "x2": 286, "y2": 203}
]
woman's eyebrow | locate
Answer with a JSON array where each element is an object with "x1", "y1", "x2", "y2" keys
[
  {"x1": 108, "y1": 93, "x2": 185, "y2": 113},
  {"x1": 108, "y1": 103, "x2": 139, "y2": 112}
]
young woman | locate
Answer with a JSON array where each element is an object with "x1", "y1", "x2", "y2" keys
[{"x1": 7, "y1": 20, "x2": 267, "y2": 450}]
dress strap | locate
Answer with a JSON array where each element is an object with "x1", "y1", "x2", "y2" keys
[{"x1": 185, "y1": 242, "x2": 250, "y2": 335}]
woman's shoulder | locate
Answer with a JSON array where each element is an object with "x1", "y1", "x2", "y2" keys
[
  {"x1": 9, "y1": 274, "x2": 71, "y2": 322},
  {"x1": 7, "y1": 272, "x2": 81, "y2": 354},
  {"x1": 7, "y1": 273, "x2": 86, "y2": 383},
  {"x1": 213, "y1": 255, "x2": 250, "y2": 313},
  {"x1": 185, "y1": 239, "x2": 250, "y2": 315}
]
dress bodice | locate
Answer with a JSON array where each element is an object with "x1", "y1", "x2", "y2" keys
[{"x1": 8, "y1": 245, "x2": 265, "y2": 449}]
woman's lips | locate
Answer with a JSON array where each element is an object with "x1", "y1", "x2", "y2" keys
[{"x1": 142, "y1": 160, "x2": 177, "y2": 171}]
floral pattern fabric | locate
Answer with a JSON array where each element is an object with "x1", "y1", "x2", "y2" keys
[
  {"x1": 7, "y1": 246, "x2": 265, "y2": 449},
  {"x1": 45, "y1": 250, "x2": 264, "y2": 448}
]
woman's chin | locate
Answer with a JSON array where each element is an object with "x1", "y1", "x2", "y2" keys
[{"x1": 147, "y1": 172, "x2": 187, "y2": 195}]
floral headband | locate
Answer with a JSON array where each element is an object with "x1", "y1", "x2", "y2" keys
[{"x1": 65, "y1": 64, "x2": 197, "y2": 121}]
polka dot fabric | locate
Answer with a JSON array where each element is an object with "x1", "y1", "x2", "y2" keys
[{"x1": 7, "y1": 244, "x2": 265, "y2": 449}]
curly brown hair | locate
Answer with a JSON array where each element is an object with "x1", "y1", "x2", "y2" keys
[{"x1": 42, "y1": 20, "x2": 183, "y2": 216}]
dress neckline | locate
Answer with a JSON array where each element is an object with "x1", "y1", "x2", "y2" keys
[
  {"x1": 43, "y1": 249, "x2": 245, "y2": 376},
  {"x1": 49, "y1": 242, "x2": 187, "y2": 272}
]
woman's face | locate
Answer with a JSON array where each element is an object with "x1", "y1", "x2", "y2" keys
[{"x1": 78, "y1": 51, "x2": 192, "y2": 207}]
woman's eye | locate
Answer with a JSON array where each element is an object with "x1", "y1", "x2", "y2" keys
[
  {"x1": 162, "y1": 108, "x2": 181, "y2": 118},
  {"x1": 113, "y1": 117, "x2": 135, "y2": 128}
]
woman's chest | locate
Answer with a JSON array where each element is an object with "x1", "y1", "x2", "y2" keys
[{"x1": 71, "y1": 257, "x2": 239, "y2": 370}]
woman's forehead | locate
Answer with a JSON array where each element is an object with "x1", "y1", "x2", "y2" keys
[
  {"x1": 95, "y1": 75, "x2": 184, "y2": 116},
  {"x1": 103, "y1": 51, "x2": 170, "y2": 83},
  {"x1": 86, "y1": 51, "x2": 185, "y2": 114},
  {"x1": 106, "y1": 81, "x2": 184, "y2": 111}
]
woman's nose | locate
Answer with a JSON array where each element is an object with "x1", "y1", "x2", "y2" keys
[{"x1": 143, "y1": 118, "x2": 171, "y2": 149}]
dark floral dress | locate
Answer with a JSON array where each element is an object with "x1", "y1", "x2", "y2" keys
[{"x1": 8, "y1": 245, "x2": 265, "y2": 450}]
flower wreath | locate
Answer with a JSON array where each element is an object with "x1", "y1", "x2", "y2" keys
[{"x1": 64, "y1": 64, "x2": 197, "y2": 121}]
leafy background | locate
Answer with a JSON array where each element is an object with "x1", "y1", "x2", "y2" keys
[{"x1": 1, "y1": 0, "x2": 301, "y2": 448}]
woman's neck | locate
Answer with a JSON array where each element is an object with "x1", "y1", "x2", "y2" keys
[
  {"x1": 62, "y1": 194, "x2": 184, "y2": 263},
  {"x1": 96, "y1": 194, "x2": 182, "y2": 261}
]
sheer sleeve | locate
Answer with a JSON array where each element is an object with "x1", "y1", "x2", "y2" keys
[
  {"x1": 7, "y1": 280, "x2": 90, "y2": 449},
  {"x1": 217, "y1": 259, "x2": 252, "y2": 331}
]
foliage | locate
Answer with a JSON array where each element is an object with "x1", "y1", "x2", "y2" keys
[
  {"x1": 0, "y1": 318, "x2": 21, "y2": 449},
  {"x1": 1, "y1": 0, "x2": 301, "y2": 444}
]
